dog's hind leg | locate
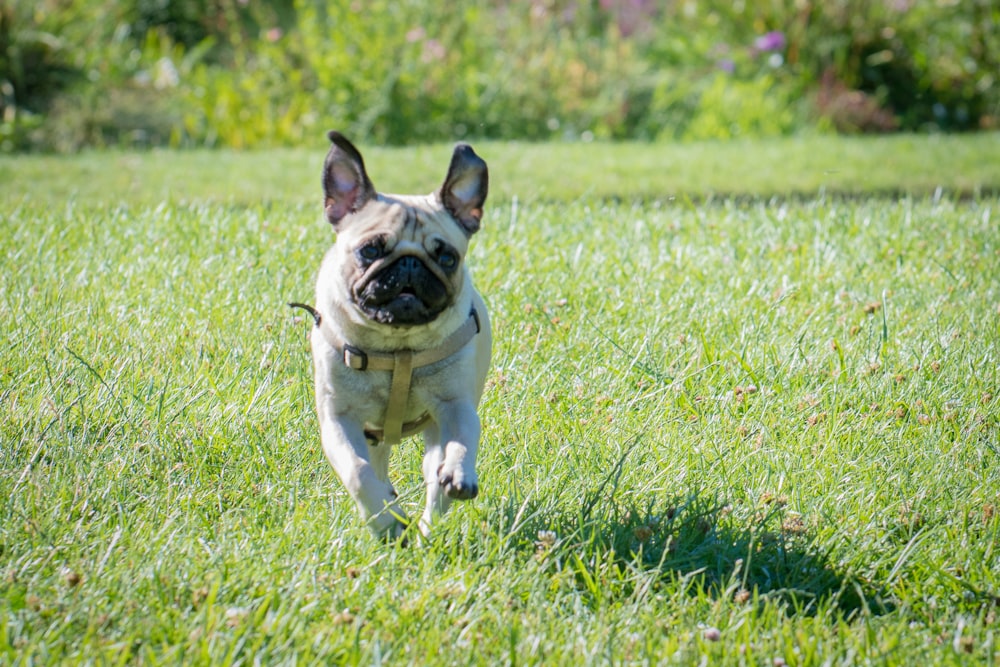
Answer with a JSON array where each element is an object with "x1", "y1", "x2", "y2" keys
[
  {"x1": 419, "y1": 422, "x2": 452, "y2": 537},
  {"x1": 367, "y1": 440, "x2": 404, "y2": 529},
  {"x1": 369, "y1": 439, "x2": 395, "y2": 488}
]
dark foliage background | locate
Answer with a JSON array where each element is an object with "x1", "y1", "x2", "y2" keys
[{"x1": 2, "y1": 0, "x2": 997, "y2": 151}]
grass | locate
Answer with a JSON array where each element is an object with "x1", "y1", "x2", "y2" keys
[
  {"x1": 1, "y1": 134, "x2": 999, "y2": 665},
  {"x1": 3, "y1": 132, "x2": 1000, "y2": 205}
]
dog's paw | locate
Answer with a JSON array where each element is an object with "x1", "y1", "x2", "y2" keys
[
  {"x1": 438, "y1": 464, "x2": 479, "y2": 500},
  {"x1": 386, "y1": 521, "x2": 411, "y2": 547},
  {"x1": 372, "y1": 516, "x2": 409, "y2": 545},
  {"x1": 368, "y1": 505, "x2": 410, "y2": 544}
]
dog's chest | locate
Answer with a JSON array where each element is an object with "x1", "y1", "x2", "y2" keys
[{"x1": 331, "y1": 361, "x2": 442, "y2": 428}]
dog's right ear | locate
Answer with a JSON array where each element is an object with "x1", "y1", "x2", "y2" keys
[{"x1": 323, "y1": 131, "x2": 376, "y2": 227}]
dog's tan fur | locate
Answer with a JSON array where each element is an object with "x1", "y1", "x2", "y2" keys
[{"x1": 307, "y1": 132, "x2": 491, "y2": 539}]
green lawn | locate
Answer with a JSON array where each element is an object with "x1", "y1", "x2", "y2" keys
[
  {"x1": 3, "y1": 133, "x2": 999, "y2": 205},
  {"x1": 2, "y1": 135, "x2": 999, "y2": 665}
]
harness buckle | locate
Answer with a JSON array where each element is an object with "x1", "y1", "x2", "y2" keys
[{"x1": 343, "y1": 344, "x2": 369, "y2": 371}]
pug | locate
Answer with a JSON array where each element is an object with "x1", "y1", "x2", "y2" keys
[{"x1": 297, "y1": 131, "x2": 491, "y2": 540}]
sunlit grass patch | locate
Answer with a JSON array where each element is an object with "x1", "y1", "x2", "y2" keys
[{"x1": 1, "y1": 145, "x2": 999, "y2": 664}]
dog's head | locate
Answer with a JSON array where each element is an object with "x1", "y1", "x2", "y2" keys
[{"x1": 322, "y1": 131, "x2": 488, "y2": 327}]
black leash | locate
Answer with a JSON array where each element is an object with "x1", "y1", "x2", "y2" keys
[{"x1": 288, "y1": 302, "x2": 321, "y2": 326}]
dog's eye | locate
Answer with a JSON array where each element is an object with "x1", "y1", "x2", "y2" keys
[
  {"x1": 438, "y1": 251, "x2": 458, "y2": 270},
  {"x1": 358, "y1": 244, "x2": 381, "y2": 261}
]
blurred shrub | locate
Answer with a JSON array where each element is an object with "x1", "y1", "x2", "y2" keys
[
  {"x1": 178, "y1": 0, "x2": 644, "y2": 147},
  {"x1": 683, "y1": 73, "x2": 798, "y2": 141},
  {"x1": 620, "y1": 0, "x2": 998, "y2": 136},
  {"x1": 782, "y1": 0, "x2": 999, "y2": 132},
  {"x1": 0, "y1": 1, "x2": 80, "y2": 150},
  {"x1": 813, "y1": 68, "x2": 899, "y2": 133},
  {"x1": 0, "y1": 0, "x2": 202, "y2": 150},
  {"x1": 126, "y1": 0, "x2": 213, "y2": 50},
  {"x1": 2, "y1": 0, "x2": 997, "y2": 151}
]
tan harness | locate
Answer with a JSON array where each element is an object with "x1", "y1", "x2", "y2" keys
[{"x1": 291, "y1": 303, "x2": 480, "y2": 446}]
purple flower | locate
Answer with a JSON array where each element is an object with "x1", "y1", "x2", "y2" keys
[
  {"x1": 717, "y1": 58, "x2": 735, "y2": 73},
  {"x1": 754, "y1": 31, "x2": 786, "y2": 52}
]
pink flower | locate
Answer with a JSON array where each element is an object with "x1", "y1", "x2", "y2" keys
[{"x1": 421, "y1": 39, "x2": 446, "y2": 63}]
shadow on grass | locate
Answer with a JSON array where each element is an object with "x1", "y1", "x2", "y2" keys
[
  {"x1": 491, "y1": 448, "x2": 894, "y2": 620},
  {"x1": 598, "y1": 185, "x2": 1000, "y2": 206},
  {"x1": 528, "y1": 496, "x2": 892, "y2": 619}
]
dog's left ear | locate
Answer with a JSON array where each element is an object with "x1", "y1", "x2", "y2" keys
[
  {"x1": 440, "y1": 144, "x2": 488, "y2": 235},
  {"x1": 323, "y1": 131, "x2": 376, "y2": 228}
]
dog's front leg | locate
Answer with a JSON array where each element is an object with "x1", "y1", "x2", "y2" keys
[
  {"x1": 318, "y1": 410, "x2": 406, "y2": 539},
  {"x1": 424, "y1": 400, "x2": 480, "y2": 508}
]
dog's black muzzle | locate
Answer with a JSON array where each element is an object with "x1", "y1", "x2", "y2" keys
[{"x1": 356, "y1": 255, "x2": 451, "y2": 326}]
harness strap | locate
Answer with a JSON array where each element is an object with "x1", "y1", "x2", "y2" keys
[
  {"x1": 332, "y1": 310, "x2": 481, "y2": 372},
  {"x1": 383, "y1": 350, "x2": 413, "y2": 445},
  {"x1": 290, "y1": 303, "x2": 481, "y2": 446},
  {"x1": 363, "y1": 413, "x2": 432, "y2": 447}
]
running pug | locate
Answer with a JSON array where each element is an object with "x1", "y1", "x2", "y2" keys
[{"x1": 301, "y1": 131, "x2": 491, "y2": 540}]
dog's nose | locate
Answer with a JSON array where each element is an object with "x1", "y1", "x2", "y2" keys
[{"x1": 397, "y1": 255, "x2": 423, "y2": 278}]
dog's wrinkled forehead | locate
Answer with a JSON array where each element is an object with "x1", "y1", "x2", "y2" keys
[{"x1": 337, "y1": 195, "x2": 471, "y2": 255}]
